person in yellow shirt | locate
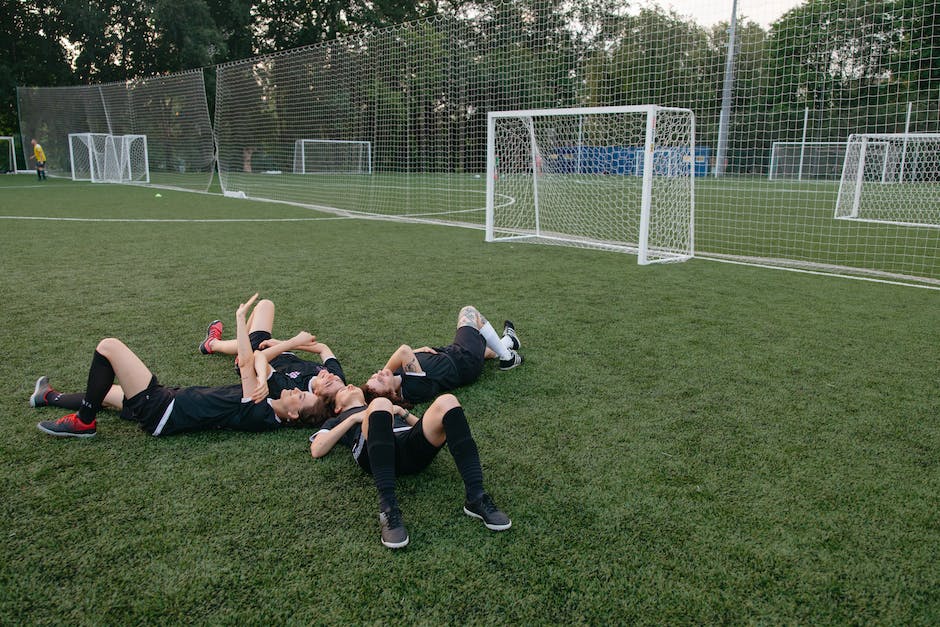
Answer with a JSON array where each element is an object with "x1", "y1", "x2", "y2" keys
[{"x1": 29, "y1": 138, "x2": 47, "y2": 181}]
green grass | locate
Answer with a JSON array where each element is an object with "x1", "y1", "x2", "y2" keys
[{"x1": 1, "y1": 175, "x2": 939, "y2": 623}]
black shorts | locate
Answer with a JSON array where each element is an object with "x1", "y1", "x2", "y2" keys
[
  {"x1": 249, "y1": 330, "x2": 273, "y2": 351},
  {"x1": 120, "y1": 375, "x2": 175, "y2": 434},
  {"x1": 355, "y1": 418, "x2": 441, "y2": 476},
  {"x1": 446, "y1": 325, "x2": 486, "y2": 385}
]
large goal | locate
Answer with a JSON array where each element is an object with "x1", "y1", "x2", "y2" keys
[
  {"x1": 69, "y1": 133, "x2": 150, "y2": 184},
  {"x1": 292, "y1": 139, "x2": 372, "y2": 175},
  {"x1": 486, "y1": 105, "x2": 695, "y2": 265},
  {"x1": 835, "y1": 133, "x2": 940, "y2": 227},
  {"x1": 768, "y1": 141, "x2": 847, "y2": 181}
]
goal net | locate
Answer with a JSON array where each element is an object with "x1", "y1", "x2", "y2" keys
[
  {"x1": 69, "y1": 133, "x2": 150, "y2": 184},
  {"x1": 486, "y1": 106, "x2": 695, "y2": 265},
  {"x1": 0, "y1": 136, "x2": 18, "y2": 173},
  {"x1": 768, "y1": 142, "x2": 847, "y2": 181},
  {"x1": 835, "y1": 133, "x2": 940, "y2": 227},
  {"x1": 293, "y1": 140, "x2": 372, "y2": 175}
]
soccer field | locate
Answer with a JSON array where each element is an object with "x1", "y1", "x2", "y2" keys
[{"x1": 1, "y1": 175, "x2": 938, "y2": 623}]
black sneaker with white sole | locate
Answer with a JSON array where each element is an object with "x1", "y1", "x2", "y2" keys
[
  {"x1": 502, "y1": 320, "x2": 520, "y2": 350},
  {"x1": 379, "y1": 507, "x2": 409, "y2": 549},
  {"x1": 464, "y1": 494, "x2": 512, "y2": 531},
  {"x1": 498, "y1": 350, "x2": 523, "y2": 371}
]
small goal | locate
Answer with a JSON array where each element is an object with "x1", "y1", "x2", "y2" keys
[
  {"x1": 292, "y1": 139, "x2": 372, "y2": 175},
  {"x1": 768, "y1": 141, "x2": 847, "y2": 181},
  {"x1": 835, "y1": 133, "x2": 940, "y2": 227},
  {"x1": 0, "y1": 136, "x2": 19, "y2": 173},
  {"x1": 486, "y1": 105, "x2": 695, "y2": 265},
  {"x1": 68, "y1": 133, "x2": 150, "y2": 184}
]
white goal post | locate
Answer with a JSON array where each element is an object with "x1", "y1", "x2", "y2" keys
[
  {"x1": 69, "y1": 133, "x2": 150, "y2": 184},
  {"x1": 485, "y1": 105, "x2": 695, "y2": 265},
  {"x1": 292, "y1": 139, "x2": 372, "y2": 175},
  {"x1": 768, "y1": 141, "x2": 847, "y2": 181},
  {"x1": 835, "y1": 133, "x2": 940, "y2": 228},
  {"x1": 0, "y1": 136, "x2": 19, "y2": 173}
]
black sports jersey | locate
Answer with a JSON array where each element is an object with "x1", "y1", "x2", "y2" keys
[
  {"x1": 157, "y1": 384, "x2": 281, "y2": 436},
  {"x1": 395, "y1": 327, "x2": 486, "y2": 403},
  {"x1": 267, "y1": 355, "x2": 345, "y2": 398}
]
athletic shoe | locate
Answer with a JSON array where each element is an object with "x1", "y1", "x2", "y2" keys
[
  {"x1": 378, "y1": 507, "x2": 409, "y2": 549},
  {"x1": 199, "y1": 320, "x2": 224, "y2": 354},
  {"x1": 29, "y1": 376, "x2": 52, "y2": 408},
  {"x1": 499, "y1": 349, "x2": 523, "y2": 371},
  {"x1": 37, "y1": 413, "x2": 96, "y2": 438},
  {"x1": 464, "y1": 494, "x2": 512, "y2": 531},
  {"x1": 502, "y1": 319, "x2": 520, "y2": 350}
]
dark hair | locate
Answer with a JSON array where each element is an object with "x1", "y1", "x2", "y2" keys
[
  {"x1": 291, "y1": 394, "x2": 334, "y2": 429},
  {"x1": 359, "y1": 384, "x2": 413, "y2": 410}
]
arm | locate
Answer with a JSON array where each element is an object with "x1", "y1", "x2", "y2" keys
[
  {"x1": 309, "y1": 409, "x2": 365, "y2": 458},
  {"x1": 393, "y1": 405, "x2": 419, "y2": 426},
  {"x1": 257, "y1": 331, "x2": 315, "y2": 361},
  {"x1": 236, "y1": 293, "x2": 261, "y2": 399},
  {"x1": 384, "y1": 344, "x2": 424, "y2": 374}
]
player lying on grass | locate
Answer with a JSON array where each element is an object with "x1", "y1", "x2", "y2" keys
[
  {"x1": 32, "y1": 297, "x2": 345, "y2": 428},
  {"x1": 361, "y1": 305, "x2": 523, "y2": 406},
  {"x1": 33, "y1": 294, "x2": 322, "y2": 438},
  {"x1": 196, "y1": 297, "x2": 346, "y2": 410},
  {"x1": 310, "y1": 386, "x2": 510, "y2": 548}
]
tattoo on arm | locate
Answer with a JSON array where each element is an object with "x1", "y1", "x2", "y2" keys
[{"x1": 403, "y1": 356, "x2": 419, "y2": 373}]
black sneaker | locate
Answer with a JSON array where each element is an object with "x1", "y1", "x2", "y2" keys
[
  {"x1": 37, "y1": 413, "x2": 97, "y2": 438},
  {"x1": 378, "y1": 507, "x2": 409, "y2": 549},
  {"x1": 499, "y1": 350, "x2": 523, "y2": 371},
  {"x1": 502, "y1": 320, "x2": 520, "y2": 350},
  {"x1": 199, "y1": 320, "x2": 224, "y2": 354},
  {"x1": 464, "y1": 494, "x2": 511, "y2": 531},
  {"x1": 30, "y1": 376, "x2": 52, "y2": 408}
]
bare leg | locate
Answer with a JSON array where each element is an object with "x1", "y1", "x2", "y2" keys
[
  {"x1": 211, "y1": 299, "x2": 276, "y2": 355},
  {"x1": 95, "y1": 338, "x2": 156, "y2": 399}
]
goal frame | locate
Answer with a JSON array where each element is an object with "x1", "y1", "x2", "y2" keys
[
  {"x1": 292, "y1": 139, "x2": 373, "y2": 175},
  {"x1": 485, "y1": 105, "x2": 695, "y2": 265},
  {"x1": 768, "y1": 141, "x2": 848, "y2": 181},
  {"x1": 69, "y1": 133, "x2": 150, "y2": 184},
  {"x1": 0, "y1": 136, "x2": 19, "y2": 173},
  {"x1": 835, "y1": 132, "x2": 940, "y2": 228}
]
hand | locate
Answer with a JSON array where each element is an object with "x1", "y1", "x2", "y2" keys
[
  {"x1": 258, "y1": 338, "x2": 283, "y2": 349},
  {"x1": 236, "y1": 293, "x2": 259, "y2": 321},
  {"x1": 414, "y1": 346, "x2": 438, "y2": 354},
  {"x1": 249, "y1": 377, "x2": 268, "y2": 404}
]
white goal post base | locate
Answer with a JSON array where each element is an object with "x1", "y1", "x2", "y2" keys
[
  {"x1": 69, "y1": 133, "x2": 150, "y2": 184},
  {"x1": 485, "y1": 105, "x2": 695, "y2": 265},
  {"x1": 835, "y1": 133, "x2": 940, "y2": 228},
  {"x1": 292, "y1": 139, "x2": 372, "y2": 175}
]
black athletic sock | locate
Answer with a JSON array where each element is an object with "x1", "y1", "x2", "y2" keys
[
  {"x1": 76, "y1": 350, "x2": 115, "y2": 425},
  {"x1": 366, "y1": 410, "x2": 398, "y2": 512},
  {"x1": 47, "y1": 391, "x2": 83, "y2": 410},
  {"x1": 442, "y1": 406, "x2": 484, "y2": 503}
]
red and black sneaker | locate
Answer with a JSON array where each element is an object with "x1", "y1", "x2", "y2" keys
[
  {"x1": 29, "y1": 375, "x2": 53, "y2": 408},
  {"x1": 37, "y1": 413, "x2": 97, "y2": 438},
  {"x1": 199, "y1": 320, "x2": 224, "y2": 354}
]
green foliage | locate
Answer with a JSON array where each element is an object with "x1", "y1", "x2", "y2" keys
[{"x1": 0, "y1": 177, "x2": 939, "y2": 623}]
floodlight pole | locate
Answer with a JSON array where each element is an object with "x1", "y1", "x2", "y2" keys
[{"x1": 713, "y1": 0, "x2": 738, "y2": 177}]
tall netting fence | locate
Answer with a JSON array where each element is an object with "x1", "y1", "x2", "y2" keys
[
  {"x1": 16, "y1": 70, "x2": 214, "y2": 192},
  {"x1": 213, "y1": 1, "x2": 940, "y2": 284}
]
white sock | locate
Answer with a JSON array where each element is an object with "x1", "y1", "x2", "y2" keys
[{"x1": 478, "y1": 322, "x2": 511, "y2": 360}]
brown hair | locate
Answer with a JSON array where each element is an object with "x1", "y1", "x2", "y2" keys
[{"x1": 359, "y1": 384, "x2": 414, "y2": 410}]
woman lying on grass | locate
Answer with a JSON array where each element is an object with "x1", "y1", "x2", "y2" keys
[
  {"x1": 33, "y1": 294, "x2": 323, "y2": 438},
  {"x1": 309, "y1": 385, "x2": 511, "y2": 549},
  {"x1": 195, "y1": 296, "x2": 347, "y2": 415},
  {"x1": 361, "y1": 305, "x2": 523, "y2": 407}
]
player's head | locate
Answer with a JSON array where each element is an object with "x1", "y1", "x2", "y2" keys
[
  {"x1": 333, "y1": 383, "x2": 366, "y2": 413},
  {"x1": 30, "y1": 139, "x2": 37, "y2": 147},
  {"x1": 360, "y1": 369, "x2": 411, "y2": 408},
  {"x1": 274, "y1": 388, "x2": 330, "y2": 427},
  {"x1": 311, "y1": 369, "x2": 344, "y2": 401}
]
